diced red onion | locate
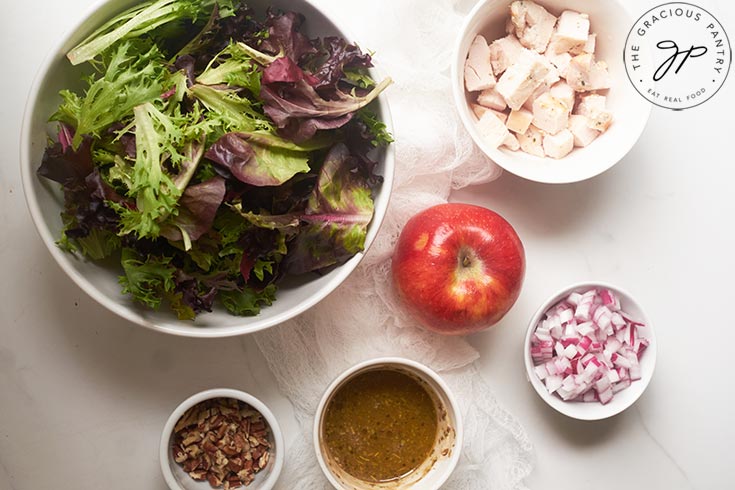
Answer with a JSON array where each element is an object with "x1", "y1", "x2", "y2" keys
[{"x1": 530, "y1": 287, "x2": 649, "y2": 405}]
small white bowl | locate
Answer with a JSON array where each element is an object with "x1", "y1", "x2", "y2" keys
[
  {"x1": 313, "y1": 358, "x2": 463, "y2": 490},
  {"x1": 160, "y1": 389, "x2": 284, "y2": 490},
  {"x1": 451, "y1": 0, "x2": 651, "y2": 183},
  {"x1": 524, "y1": 282, "x2": 657, "y2": 420},
  {"x1": 20, "y1": 0, "x2": 394, "y2": 337}
]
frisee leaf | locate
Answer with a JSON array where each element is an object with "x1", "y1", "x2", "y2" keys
[
  {"x1": 118, "y1": 248, "x2": 176, "y2": 309},
  {"x1": 67, "y1": 0, "x2": 236, "y2": 65},
  {"x1": 53, "y1": 41, "x2": 169, "y2": 150},
  {"x1": 356, "y1": 109, "x2": 394, "y2": 147},
  {"x1": 220, "y1": 285, "x2": 277, "y2": 316}
]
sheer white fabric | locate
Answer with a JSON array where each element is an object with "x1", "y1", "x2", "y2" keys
[{"x1": 254, "y1": 1, "x2": 534, "y2": 488}]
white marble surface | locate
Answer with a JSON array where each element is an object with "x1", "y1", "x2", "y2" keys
[{"x1": 2, "y1": 0, "x2": 734, "y2": 489}]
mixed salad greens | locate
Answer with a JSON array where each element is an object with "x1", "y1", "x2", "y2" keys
[{"x1": 37, "y1": 0, "x2": 392, "y2": 319}]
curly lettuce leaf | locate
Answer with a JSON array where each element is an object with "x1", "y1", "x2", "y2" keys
[
  {"x1": 195, "y1": 43, "x2": 262, "y2": 94},
  {"x1": 67, "y1": 0, "x2": 235, "y2": 65},
  {"x1": 220, "y1": 284, "x2": 277, "y2": 316},
  {"x1": 53, "y1": 42, "x2": 170, "y2": 150},
  {"x1": 114, "y1": 103, "x2": 206, "y2": 238},
  {"x1": 119, "y1": 248, "x2": 176, "y2": 309}
]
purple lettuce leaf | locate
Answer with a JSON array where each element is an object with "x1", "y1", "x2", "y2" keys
[
  {"x1": 260, "y1": 57, "x2": 391, "y2": 142},
  {"x1": 160, "y1": 176, "x2": 226, "y2": 243},
  {"x1": 284, "y1": 143, "x2": 374, "y2": 274},
  {"x1": 258, "y1": 9, "x2": 316, "y2": 62},
  {"x1": 310, "y1": 36, "x2": 373, "y2": 97}
]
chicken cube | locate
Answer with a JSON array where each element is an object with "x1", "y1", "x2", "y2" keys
[
  {"x1": 488, "y1": 35, "x2": 524, "y2": 76},
  {"x1": 517, "y1": 125, "x2": 545, "y2": 157},
  {"x1": 571, "y1": 33, "x2": 596, "y2": 55},
  {"x1": 503, "y1": 132, "x2": 521, "y2": 151},
  {"x1": 576, "y1": 94, "x2": 612, "y2": 131},
  {"x1": 566, "y1": 53, "x2": 611, "y2": 91},
  {"x1": 506, "y1": 108, "x2": 534, "y2": 134},
  {"x1": 568, "y1": 114, "x2": 600, "y2": 147},
  {"x1": 471, "y1": 104, "x2": 507, "y2": 123},
  {"x1": 476, "y1": 111, "x2": 510, "y2": 149},
  {"x1": 523, "y1": 83, "x2": 550, "y2": 111},
  {"x1": 545, "y1": 51, "x2": 572, "y2": 78},
  {"x1": 532, "y1": 92, "x2": 568, "y2": 134},
  {"x1": 549, "y1": 81, "x2": 575, "y2": 112},
  {"x1": 549, "y1": 11, "x2": 590, "y2": 54},
  {"x1": 576, "y1": 93, "x2": 606, "y2": 113},
  {"x1": 509, "y1": 0, "x2": 557, "y2": 53},
  {"x1": 477, "y1": 87, "x2": 508, "y2": 111},
  {"x1": 495, "y1": 48, "x2": 550, "y2": 110},
  {"x1": 542, "y1": 129, "x2": 574, "y2": 158},
  {"x1": 464, "y1": 35, "x2": 496, "y2": 92}
]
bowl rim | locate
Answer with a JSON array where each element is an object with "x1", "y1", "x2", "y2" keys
[
  {"x1": 523, "y1": 280, "x2": 658, "y2": 420},
  {"x1": 450, "y1": 0, "x2": 652, "y2": 184},
  {"x1": 312, "y1": 357, "x2": 464, "y2": 490},
  {"x1": 159, "y1": 388, "x2": 285, "y2": 490},
  {"x1": 19, "y1": 0, "x2": 395, "y2": 338}
]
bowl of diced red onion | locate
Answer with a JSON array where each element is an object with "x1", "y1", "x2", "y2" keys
[{"x1": 524, "y1": 282, "x2": 657, "y2": 420}]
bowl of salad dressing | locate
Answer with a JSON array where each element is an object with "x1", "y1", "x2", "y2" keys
[{"x1": 314, "y1": 358, "x2": 462, "y2": 489}]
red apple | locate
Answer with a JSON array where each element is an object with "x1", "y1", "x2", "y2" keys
[{"x1": 391, "y1": 203, "x2": 525, "y2": 335}]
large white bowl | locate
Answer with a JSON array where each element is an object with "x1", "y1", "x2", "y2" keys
[
  {"x1": 20, "y1": 0, "x2": 394, "y2": 337},
  {"x1": 451, "y1": 0, "x2": 651, "y2": 184},
  {"x1": 523, "y1": 282, "x2": 657, "y2": 420}
]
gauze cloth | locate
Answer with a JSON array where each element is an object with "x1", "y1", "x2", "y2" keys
[{"x1": 255, "y1": 1, "x2": 534, "y2": 488}]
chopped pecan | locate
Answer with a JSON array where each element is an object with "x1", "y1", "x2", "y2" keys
[{"x1": 172, "y1": 398, "x2": 271, "y2": 488}]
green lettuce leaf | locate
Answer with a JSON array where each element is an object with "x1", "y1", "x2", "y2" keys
[
  {"x1": 53, "y1": 41, "x2": 169, "y2": 149},
  {"x1": 285, "y1": 143, "x2": 374, "y2": 274},
  {"x1": 119, "y1": 248, "x2": 176, "y2": 309}
]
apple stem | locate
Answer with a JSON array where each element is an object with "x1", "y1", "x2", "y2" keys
[{"x1": 459, "y1": 247, "x2": 474, "y2": 268}]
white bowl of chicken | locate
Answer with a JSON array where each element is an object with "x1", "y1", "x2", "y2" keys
[{"x1": 452, "y1": 0, "x2": 650, "y2": 183}]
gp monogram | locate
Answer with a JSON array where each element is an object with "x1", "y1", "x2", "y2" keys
[{"x1": 624, "y1": 2, "x2": 731, "y2": 110}]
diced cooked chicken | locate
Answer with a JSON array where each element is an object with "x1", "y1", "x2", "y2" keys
[
  {"x1": 462, "y1": 1, "x2": 612, "y2": 160},
  {"x1": 472, "y1": 103, "x2": 509, "y2": 123},
  {"x1": 464, "y1": 35, "x2": 496, "y2": 92},
  {"x1": 488, "y1": 35, "x2": 524, "y2": 76},
  {"x1": 575, "y1": 94, "x2": 612, "y2": 131},
  {"x1": 517, "y1": 125, "x2": 545, "y2": 157},
  {"x1": 495, "y1": 48, "x2": 550, "y2": 110},
  {"x1": 509, "y1": 1, "x2": 557, "y2": 53},
  {"x1": 523, "y1": 83, "x2": 550, "y2": 111},
  {"x1": 544, "y1": 64, "x2": 561, "y2": 87},
  {"x1": 576, "y1": 93, "x2": 606, "y2": 113},
  {"x1": 532, "y1": 92, "x2": 568, "y2": 134},
  {"x1": 503, "y1": 132, "x2": 521, "y2": 151},
  {"x1": 548, "y1": 11, "x2": 590, "y2": 54},
  {"x1": 568, "y1": 114, "x2": 600, "y2": 147},
  {"x1": 549, "y1": 81, "x2": 575, "y2": 112},
  {"x1": 471, "y1": 103, "x2": 487, "y2": 120},
  {"x1": 570, "y1": 33, "x2": 596, "y2": 55},
  {"x1": 566, "y1": 53, "x2": 611, "y2": 91},
  {"x1": 477, "y1": 87, "x2": 508, "y2": 111},
  {"x1": 476, "y1": 111, "x2": 511, "y2": 149},
  {"x1": 506, "y1": 108, "x2": 534, "y2": 134},
  {"x1": 542, "y1": 129, "x2": 574, "y2": 158},
  {"x1": 545, "y1": 51, "x2": 572, "y2": 78}
]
